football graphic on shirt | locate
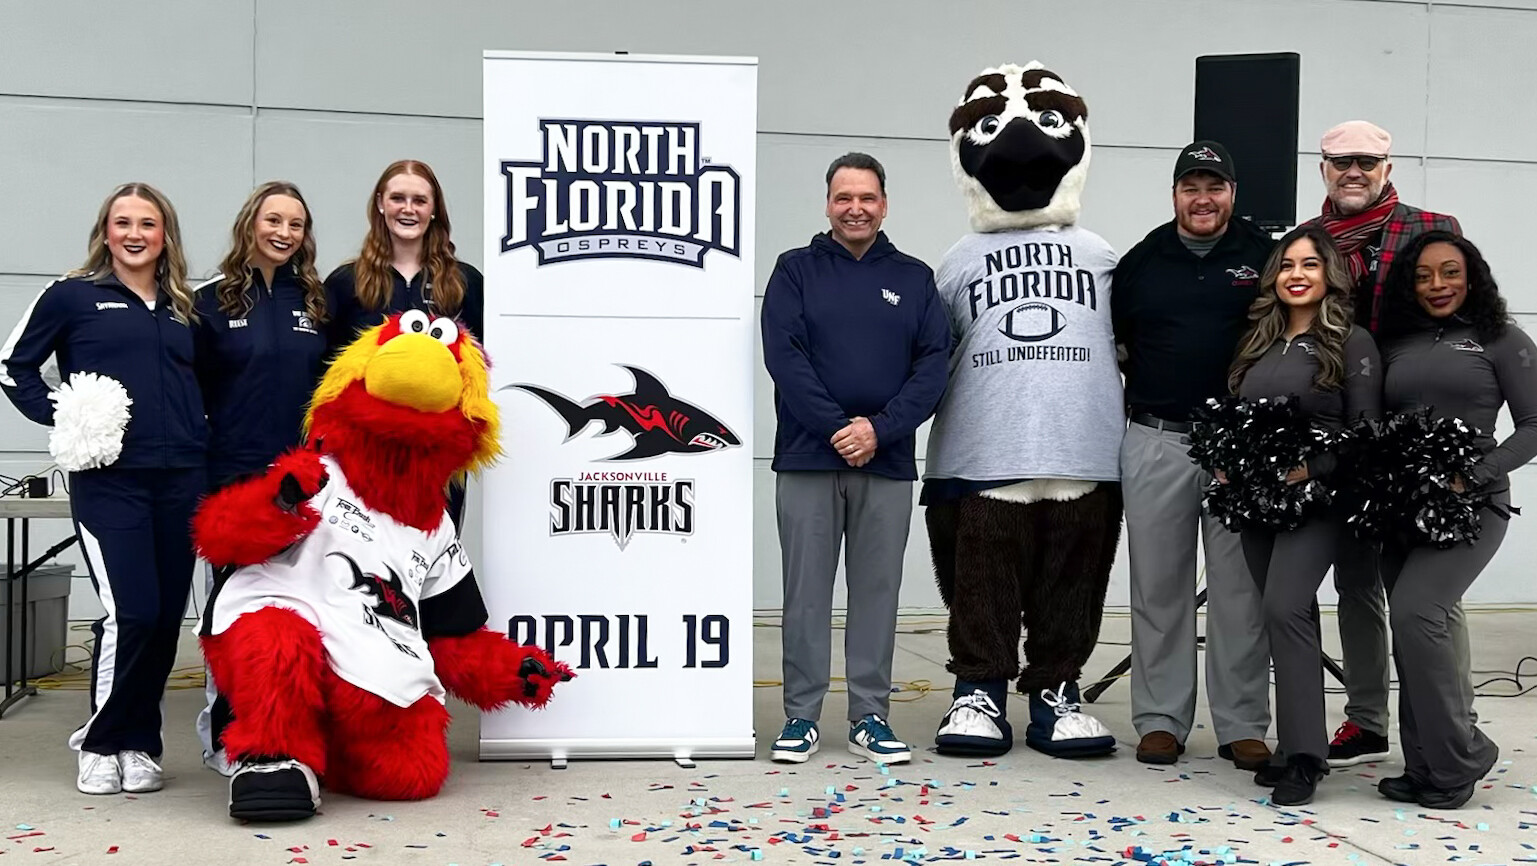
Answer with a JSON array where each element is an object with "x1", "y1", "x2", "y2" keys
[{"x1": 998, "y1": 301, "x2": 1067, "y2": 343}]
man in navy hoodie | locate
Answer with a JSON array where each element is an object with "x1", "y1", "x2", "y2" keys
[{"x1": 761, "y1": 152, "x2": 950, "y2": 765}]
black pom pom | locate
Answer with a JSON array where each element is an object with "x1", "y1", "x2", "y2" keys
[
  {"x1": 1188, "y1": 395, "x2": 1337, "y2": 533},
  {"x1": 1340, "y1": 409, "x2": 1486, "y2": 549}
]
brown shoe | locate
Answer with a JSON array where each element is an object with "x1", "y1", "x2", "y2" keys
[
  {"x1": 1136, "y1": 731, "x2": 1185, "y2": 764},
  {"x1": 1218, "y1": 738, "x2": 1272, "y2": 771}
]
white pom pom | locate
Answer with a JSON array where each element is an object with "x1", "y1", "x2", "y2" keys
[{"x1": 48, "y1": 372, "x2": 133, "y2": 472}]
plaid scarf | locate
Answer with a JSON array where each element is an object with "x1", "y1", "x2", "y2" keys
[{"x1": 1316, "y1": 183, "x2": 1399, "y2": 283}]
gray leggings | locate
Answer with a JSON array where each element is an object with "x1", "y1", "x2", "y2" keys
[
  {"x1": 1242, "y1": 515, "x2": 1341, "y2": 762},
  {"x1": 1380, "y1": 491, "x2": 1509, "y2": 789}
]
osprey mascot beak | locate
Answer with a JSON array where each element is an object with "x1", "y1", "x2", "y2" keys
[{"x1": 949, "y1": 61, "x2": 1091, "y2": 233}]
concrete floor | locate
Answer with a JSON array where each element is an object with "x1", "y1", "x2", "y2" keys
[{"x1": 2, "y1": 610, "x2": 1536, "y2": 865}]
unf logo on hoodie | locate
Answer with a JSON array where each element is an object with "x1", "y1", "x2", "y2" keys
[{"x1": 499, "y1": 120, "x2": 742, "y2": 268}]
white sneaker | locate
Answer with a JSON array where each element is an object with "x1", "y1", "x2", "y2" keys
[
  {"x1": 118, "y1": 750, "x2": 164, "y2": 793},
  {"x1": 77, "y1": 751, "x2": 122, "y2": 795},
  {"x1": 203, "y1": 749, "x2": 237, "y2": 777}
]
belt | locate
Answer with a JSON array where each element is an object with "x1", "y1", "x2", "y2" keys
[{"x1": 1131, "y1": 413, "x2": 1191, "y2": 434}]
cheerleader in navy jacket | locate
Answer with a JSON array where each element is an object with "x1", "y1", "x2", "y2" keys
[
  {"x1": 0, "y1": 183, "x2": 206, "y2": 796},
  {"x1": 1372, "y1": 231, "x2": 1537, "y2": 809},
  {"x1": 191, "y1": 181, "x2": 331, "y2": 772},
  {"x1": 323, "y1": 160, "x2": 483, "y2": 527},
  {"x1": 1225, "y1": 226, "x2": 1381, "y2": 805}
]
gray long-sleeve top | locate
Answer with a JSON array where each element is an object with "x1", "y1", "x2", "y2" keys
[
  {"x1": 1237, "y1": 325, "x2": 1382, "y2": 477},
  {"x1": 1381, "y1": 318, "x2": 1537, "y2": 493}
]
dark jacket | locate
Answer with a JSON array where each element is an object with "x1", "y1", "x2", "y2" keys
[
  {"x1": 1, "y1": 271, "x2": 206, "y2": 469},
  {"x1": 324, "y1": 260, "x2": 485, "y2": 350},
  {"x1": 1382, "y1": 317, "x2": 1537, "y2": 493},
  {"x1": 193, "y1": 266, "x2": 331, "y2": 487},
  {"x1": 1113, "y1": 218, "x2": 1276, "y2": 422},
  {"x1": 760, "y1": 231, "x2": 951, "y2": 481}
]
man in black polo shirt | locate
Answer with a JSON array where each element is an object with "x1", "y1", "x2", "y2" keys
[{"x1": 1112, "y1": 141, "x2": 1276, "y2": 768}]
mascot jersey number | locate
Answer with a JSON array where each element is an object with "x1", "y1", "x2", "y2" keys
[
  {"x1": 194, "y1": 311, "x2": 571, "y2": 822},
  {"x1": 924, "y1": 62, "x2": 1125, "y2": 759}
]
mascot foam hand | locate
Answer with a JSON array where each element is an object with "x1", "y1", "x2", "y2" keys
[
  {"x1": 428, "y1": 629, "x2": 575, "y2": 711},
  {"x1": 193, "y1": 445, "x2": 330, "y2": 567}
]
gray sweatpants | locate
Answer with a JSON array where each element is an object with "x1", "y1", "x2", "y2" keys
[
  {"x1": 776, "y1": 471, "x2": 912, "y2": 723},
  {"x1": 1243, "y1": 517, "x2": 1341, "y2": 762},
  {"x1": 1334, "y1": 533, "x2": 1474, "y2": 736},
  {"x1": 1124, "y1": 421, "x2": 1271, "y2": 744},
  {"x1": 1380, "y1": 492, "x2": 1508, "y2": 789}
]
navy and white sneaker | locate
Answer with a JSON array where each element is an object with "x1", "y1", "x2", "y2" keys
[
  {"x1": 770, "y1": 718, "x2": 820, "y2": 763},
  {"x1": 935, "y1": 679, "x2": 1013, "y2": 757},
  {"x1": 1024, "y1": 681, "x2": 1116, "y2": 758},
  {"x1": 848, "y1": 714, "x2": 912, "y2": 764}
]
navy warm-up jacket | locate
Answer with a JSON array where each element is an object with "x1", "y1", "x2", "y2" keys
[
  {"x1": 323, "y1": 261, "x2": 485, "y2": 349},
  {"x1": 193, "y1": 266, "x2": 331, "y2": 487},
  {"x1": 0, "y1": 271, "x2": 206, "y2": 469}
]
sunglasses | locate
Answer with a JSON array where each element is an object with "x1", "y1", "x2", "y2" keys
[{"x1": 1327, "y1": 155, "x2": 1384, "y2": 172}]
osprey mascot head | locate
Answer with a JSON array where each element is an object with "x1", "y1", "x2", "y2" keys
[
  {"x1": 193, "y1": 312, "x2": 572, "y2": 822},
  {"x1": 925, "y1": 62, "x2": 1124, "y2": 760},
  {"x1": 950, "y1": 61, "x2": 1090, "y2": 233}
]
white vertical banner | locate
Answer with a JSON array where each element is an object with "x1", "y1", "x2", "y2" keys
[{"x1": 480, "y1": 51, "x2": 757, "y2": 760}]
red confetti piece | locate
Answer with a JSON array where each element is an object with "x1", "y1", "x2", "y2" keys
[
  {"x1": 485, "y1": 811, "x2": 499, "y2": 818},
  {"x1": 540, "y1": 824, "x2": 553, "y2": 835},
  {"x1": 1281, "y1": 836, "x2": 1293, "y2": 843},
  {"x1": 630, "y1": 832, "x2": 647, "y2": 842},
  {"x1": 327, "y1": 840, "x2": 339, "y2": 846},
  {"x1": 522, "y1": 837, "x2": 539, "y2": 848},
  {"x1": 106, "y1": 848, "x2": 118, "y2": 855},
  {"x1": 32, "y1": 849, "x2": 54, "y2": 854},
  {"x1": 6, "y1": 834, "x2": 43, "y2": 841},
  {"x1": 1006, "y1": 834, "x2": 1023, "y2": 843}
]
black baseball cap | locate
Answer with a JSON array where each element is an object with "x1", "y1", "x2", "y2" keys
[{"x1": 1173, "y1": 140, "x2": 1236, "y2": 184}]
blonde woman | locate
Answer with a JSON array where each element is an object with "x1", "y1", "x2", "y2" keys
[
  {"x1": 0, "y1": 183, "x2": 206, "y2": 795},
  {"x1": 324, "y1": 159, "x2": 483, "y2": 526},
  {"x1": 191, "y1": 181, "x2": 330, "y2": 772},
  {"x1": 1225, "y1": 225, "x2": 1382, "y2": 805}
]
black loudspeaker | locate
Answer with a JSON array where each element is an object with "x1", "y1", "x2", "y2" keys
[{"x1": 1194, "y1": 53, "x2": 1300, "y2": 231}]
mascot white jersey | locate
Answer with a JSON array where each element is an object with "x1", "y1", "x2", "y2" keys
[{"x1": 924, "y1": 62, "x2": 1124, "y2": 759}]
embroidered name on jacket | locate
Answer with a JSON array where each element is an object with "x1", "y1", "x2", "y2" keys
[{"x1": 499, "y1": 119, "x2": 741, "y2": 268}]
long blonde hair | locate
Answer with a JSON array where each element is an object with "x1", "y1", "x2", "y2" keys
[
  {"x1": 1228, "y1": 225, "x2": 1355, "y2": 394},
  {"x1": 69, "y1": 183, "x2": 194, "y2": 324},
  {"x1": 350, "y1": 160, "x2": 465, "y2": 317},
  {"x1": 215, "y1": 181, "x2": 328, "y2": 324}
]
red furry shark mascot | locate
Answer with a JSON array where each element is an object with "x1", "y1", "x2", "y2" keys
[
  {"x1": 924, "y1": 62, "x2": 1124, "y2": 759},
  {"x1": 194, "y1": 310, "x2": 571, "y2": 821}
]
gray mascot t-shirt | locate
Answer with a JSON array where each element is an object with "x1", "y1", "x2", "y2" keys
[{"x1": 925, "y1": 226, "x2": 1124, "y2": 483}]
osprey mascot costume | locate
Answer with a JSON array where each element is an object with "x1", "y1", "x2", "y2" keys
[
  {"x1": 193, "y1": 311, "x2": 572, "y2": 821},
  {"x1": 924, "y1": 62, "x2": 1124, "y2": 758}
]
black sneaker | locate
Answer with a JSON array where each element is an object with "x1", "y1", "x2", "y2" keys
[
  {"x1": 1271, "y1": 757, "x2": 1327, "y2": 806},
  {"x1": 1415, "y1": 781, "x2": 1476, "y2": 810},
  {"x1": 229, "y1": 757, "x2": 320, "y2": 821},
  {"x1": 1326, "y1": 721, "x2": 1391, "y2": 767},
  {"x1": 1377, "y1": 774, "x2": 1420, "y2": 803}
]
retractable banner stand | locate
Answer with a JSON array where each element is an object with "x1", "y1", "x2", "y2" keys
[{"x1": 479, "y1": 51, "x2": 757, "y2": 761}]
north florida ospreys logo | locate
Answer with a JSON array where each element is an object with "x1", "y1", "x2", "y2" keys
[
  {"x1": 508, "y1": 366, "x2": 740, "y2": 461},
  {"x1": 329, "y1": 552, "x2": 419, "y2": 632},
  {"x1": 499, "y1": 119, "x2": 742, "y2": 267}
]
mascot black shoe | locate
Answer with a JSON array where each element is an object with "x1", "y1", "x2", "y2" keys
[
  {"x1": 935, "y1": 679, "x2": 1013, "y2": 756},
  {"x1": 922, "y1": 62, "x2": 1124, "y2": 760}
]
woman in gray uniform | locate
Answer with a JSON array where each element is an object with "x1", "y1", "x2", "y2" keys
[
  {"x1": 1226, "y1": 225, "x2": 1381, "y2": 805},
  {"x1": 1372, "y1": 231, "x2": 1537, "y2": 809}
]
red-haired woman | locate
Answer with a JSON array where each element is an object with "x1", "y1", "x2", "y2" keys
[{"x1": 324, "y1": 160, "x2": 483, "y2": 526}]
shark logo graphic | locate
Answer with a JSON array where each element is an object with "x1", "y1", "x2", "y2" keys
[
  {"x1": 1226, "y1": 265, "x2": 1259, "y2": 281},
  {"x1": 329, "y1": 552, "x2": 419, "y2": 630},
  {"x1": 1447, "y1": 338, "x2": 1485, "y2": 354},
  {"x1": 1187, "y1": 146, "x2": 1221, "y2": 162},
  {"x1": 509, "y1": 366, "x2": 741, "y2": 461}
]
